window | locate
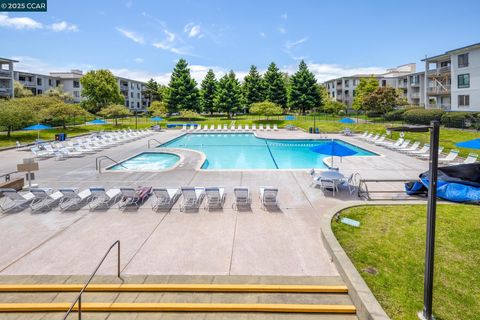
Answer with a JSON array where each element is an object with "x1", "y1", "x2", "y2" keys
[
  {"x1": 458, "y1": 74, "x2": 470, "y2": 88},
  {"x1": 137, "y1": 102, "x2": 140, "y2": 108},
  {"x1": 130, "y1": 101, "x2": 134, "y2": 107},
  {"x1": 381, "y1": 80, "x2": 386, "y2": 87},
  {"x1": 458, "y1": 95, "x2": 470, "y2": 107},
  {"x1": 73, "y1": 80, "x2": 80, "y2": 88},
  {"x1": 137, "y1": 93, "x2": 140, "y2": 99},
  {"x1": 130, "y1": 92, "x2": 133, "y2": 98},
  {"x1": 353, "y1": 90, "x2": 356, "y2": 96},
  {"x1": 440, "y1": 61, "x2": 450, "y2": 68},
  {"x1": 37, "y1": 89, "x2": 42, "y2": 95},
  {"x1": 48, "y1": 79, "x2": 52, "y2": 86},
  {"x1": 19, "y1": 76, "x2": 25, "y2": 81},
  {"x1": 345, "y1": 80, "x2": 349, "y2": 88},
  {"x1": 37, "y1": 78, "x2": 42, "y2": 86},
  {"x1": 73, "y1": 91, "x2": 80, "y2": 98},
  {"x1": 458, "y1": 53, "x2": 469, "y2": 68},
  {"x1": 56, "y1": 80, "x2": 60, "y2": 87}
]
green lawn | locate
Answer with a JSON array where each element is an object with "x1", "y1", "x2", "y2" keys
[
  {"x1": 332, "y1": 204, "x2": 480, "y2": 320},
  {"x1": 1, "y1": 115, "x2": 479, "y2": 158}
]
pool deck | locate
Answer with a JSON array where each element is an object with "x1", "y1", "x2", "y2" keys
[{"x1": 0, "y1": 129, "x2": 428, "y2": 276}]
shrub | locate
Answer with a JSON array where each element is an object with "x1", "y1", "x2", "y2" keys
[
  {"x1": 249, "y1": 101, "x2": 283, "y2": 118},
  {"x1": 383, "y1": 108, "x2": 407, "y2": 121},
  {"x1": 403, "y1": 109, "x2": 445, "y2": 125},
  {"x1": 441, "y1": 112, "x2": 478, "y2": 128},
  {"x1": 366, "y1": 111, "x2": 382, "y2": 118},
  {"x1": 170, "y1": 110, "x2": 205, "y2": 121}
]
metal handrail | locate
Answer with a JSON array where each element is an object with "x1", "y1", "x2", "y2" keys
[
  {"x1": 62, "y1": 240, "x2": 122, "y2": 320},
  {"x1": 95, "y1": 155, "x2": 127, "y2": 173},
  {"x1": 358, "y1": 178, "x2": 417, "y2": 200},
  {"x1": 147, "y1": 138, "x2": 162, "y2": 149},
  {"x1": 0, "y1": 171, "x2": 18, "y2": 182}
]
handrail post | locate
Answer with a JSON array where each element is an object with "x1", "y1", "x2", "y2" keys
[
  {"x1": 117, "y1": 241, "x2": 121, "y2": 278},
  {"x1": 78, "y1": 295, "x2": 81, "y2": 320}
]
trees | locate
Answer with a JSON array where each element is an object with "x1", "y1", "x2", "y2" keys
[
  {"x1": 289, "y1": 60, "x2": 322, "y2": 114},
  {"x1": 352, "y1": 76, "x2": 378, "y2": 111},
  {"x1": 148, "y1": 101, "x2": 168, "y2": 117},
  {"x1": 167, "y1": 58, "x2": 199, "y2": 114},
  {"x1": 249, "y1": 101, "x2": 282, "y2": 119},
  {"x1": 363, "y1": 86, "x2": 399, "y2": 114},
  {"x1": 215, "y1": 71, "x2": 242, "y2": 119},
  {"x1": 80, "y1": 69, "x2": 124, "y2": 113},
  {"x1": 0, "y1": 99, "x2": 35, "y2": 137},
  {"x1": 323, "y1": 100, "x2": 347, "y2": 114},
  {"x1": 144, "y1": 79, "x2": 162, "y2": 102},
  {"x1": 44, "y1": 84, "x2": 74, "y2": 102},
  {"x1": 263, "y1": 62, "x2": 287, "y2": 109},
  {"x1": 39, "y1": 100, "x2": 88, "y2": 129},
  {"x1": 14, "y1": 81, "x2": 33, "y2": 98},
  {"x1": 97, "y1": 104, "x2": 131, "y2": 125},
  {"x1": 243, "y1": 65, "x2": 265, "y2": 106},
  {"x1": 200, "y1": 69, "x2": 217, "y2": 115}
]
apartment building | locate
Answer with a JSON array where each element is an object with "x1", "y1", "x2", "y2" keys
[
  {"x1": 424, "y1": 42, "x2": 480, "y2": 111},
  {"x1": 1, "y1": 58, "x2": 150, "y2": 111},
  {"x1": 324, "y1": 64, "x2": 417, "y2": 107},
  {"x1": 0, "y1": 58, "x2": 17, "y2": 99}
]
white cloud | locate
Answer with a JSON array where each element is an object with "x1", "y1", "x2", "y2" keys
[
  {"x1": 0, "y1": 13, "x2": 42, "y2": 30},
  {"x1": 278, "y1": 27, "x2": 286, "y2": 34},
  {"x1": 280, "y1": 13, "x2": 288, "y2": 20},
  {"x1": 184, "y1": 22, "x2": 203, "y2": 38},
  {"x1": 49, "y1": 21, "x2": 79, "y2": 32},
  {"x1": 259, "y1": 32, "x2": 266, "y2": 38},
  {"x1": 125, "y1": 0, "x2": 133, "y2": 8},
  {"x1": 133, "y1": 57, "x2": 144, "y2": 63},
  {"x1": 283, "y1": 37, "x2": 309, "y2": 60},
  {"x1": 152, "y1": 29, "x2": 192, "y2": 55},
  {"x1": 115, "y1": 27, "x2": 144, "y2": 44},
  {"x1": 11, "y1": 56, "x2": 94, "y2": 75},
  {"x1": 285, "y1": 37, "x2": 308, "y2": 49}
]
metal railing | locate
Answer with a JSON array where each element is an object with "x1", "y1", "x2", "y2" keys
[
  {"x1": 0, "y1": 171, "x2": 18, "y2": 182},
  {"x1": 62, "y1": 240, "x2": 122, "y2": 320},
  {"x1": 427, "y1": 85, "x2": 451, "y2": 94},
  {"x1": 95, "y1": 155, "x2": 127, "y2": 173},
  {"x1": 357, "y1": 177, "x2": 418, "y2": 200},
  {"x1": 147, "y1": 138, "x2": 162, "y2": 149}
]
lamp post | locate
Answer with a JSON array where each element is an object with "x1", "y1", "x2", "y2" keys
[
  {"x1": 134, "y1": 111, "x2": 138, "y2": 129},
  {"x1": 391, "y1": 120, "x2": 440, "y2": 320}
]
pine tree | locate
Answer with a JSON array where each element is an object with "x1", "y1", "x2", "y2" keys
[
  {"x1": 144, "y1": 79, "x2": 161, "y2": 102},
  {"x1": 167, "y1": 59, "x2": 199, "y2": 113},
  {"x1": 215, "y1": 71, "x2": 242, "y2": 119},
  {"x1": 263, "y1": 62, "x2": 287, "y2": 109},
  {"x1": 243, "y1": 65, "x2": 265, "y2": 106},
  {"x1": 200, "y1": 69, "x2": 217, "y2": 115},
  {"x1": 289, "y1": 60, "x2": 322, "y2": 114}
]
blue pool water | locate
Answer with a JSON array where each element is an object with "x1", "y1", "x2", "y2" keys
[
  {"x1": 160, "y1": 133, "x2": 376, "y2": 170},
  {"x1": 108, "y1": 152, "x2": 180, "y2": 171}
]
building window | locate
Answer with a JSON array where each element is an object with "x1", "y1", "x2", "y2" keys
[
  {"x1": 137, "y1": 93, "x2": 140, "y2": 99},
  {"x1": 48, "y1": 79, "x2": 52, "y2": 86},
  {"x1": 37, "y1": 89, "x2": 42, "y2": 95},
  {"x1": 458, "y1": 95, "x2": 470, "y2": 107},
  {"x1": 458, "y1": 53, "x2": 469, "y2": 68},
  {"x1": 19, "y1": 76, "x2": 26, "y2": 81},
  {"x1": 130, "y1": 92, "x2": 133, "y2": 98},
  {"x1": 137, "y1": 102, "x2": 140, "y2": 108},
  {"x1": 56, "y1": 80, "x2": 60, "y2": 87},
  {"x1": 73, "y1": 80, "x2": 80, "y2": 88},
  {"x1": 458, "y1": 74, "x2": 470, "y2": 88},
  {"x1": 73, "y1": 91, "x2": 80, "y2": 98},
  {"x1": 381, "y1": 80, "x2": 386, "y2": 87},
  {"x1": 37, "y1": 78, "x2": 42, "y2": 86},
  {"x1": 130, "y1": 101, "x2": 134, "y2": 107},
  {"x1": 345, "y1": 80, "x2": 349, "y2": 88}
]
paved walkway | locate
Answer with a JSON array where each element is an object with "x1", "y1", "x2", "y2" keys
[{"x1": 0, "y1": 130, "x2": 428, "y2": 276}]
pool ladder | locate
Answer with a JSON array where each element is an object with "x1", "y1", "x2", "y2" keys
[
  {"x1": 147, "y1": 138, "x2": 162, "y2": 149},
  {"x1": 95, "y1": 156, "x2": 127, "y2": 173}
]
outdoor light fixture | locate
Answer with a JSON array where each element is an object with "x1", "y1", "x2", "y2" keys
[{"x1": 391, "y1": 121, "x2": 440, "y2": 320}]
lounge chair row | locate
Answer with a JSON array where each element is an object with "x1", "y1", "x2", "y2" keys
[
  {"x1": 182, "y1": 124, "x2": 279, "y2": 132},
  {"x1": 0, "y1": 186, "x2": 279, "y2": 213},
  {"x1": 358, "y1": 131, "x2": 478, "y2": 165},
  {"x1": 31, "y1": 129, "x2": 152, "y2": 160}
]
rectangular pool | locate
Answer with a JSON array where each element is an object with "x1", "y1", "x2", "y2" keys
[{"x1": 160, "y1": 133, "x2": 376, "y2": 170}]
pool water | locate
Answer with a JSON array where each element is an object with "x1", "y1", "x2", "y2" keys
[
  {"x1": 108, "y1": 152, "x2": 180, "y2": 171},
  {"x1": 161, "y1": 133, "x2": 376, "y2": 170}
]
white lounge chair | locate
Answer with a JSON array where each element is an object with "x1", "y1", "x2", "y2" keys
[
  {"x1": 195, "y1": 125, "x2": 202, "y2": 131},
  {"x1": 357, "y1": 131, "x2": 368, "y2": 139},
  {"x1": 31, "y1": 147, "x2": 54, "y2": 159},
  {"x1": 203, "y1": 124, "x2": 209, "y2": 131},
  {"x1": 418, "y1": 146, "x2": 443, "y2": 158},
  {"x1": 273, "y1": 124, "x2": 278, "y2": 131},
  {"x1": 232, "y1": 187, "x2": 251, "y2": 210},
  {"x1": 237, "y1": 124, "x2": 243, "y2": 131},
  {"x1": 230, "y1": 124, "x2": 235, "y2": 131},
  {"x1": 462, "y1": 153, "x2": 478, "y2": 164},
  {"x1": 266, "y1": 124, "x2": 272, "y2": 131},
  {"x1": 438, "y1": 150, "x2": 459, "y2": 164},
  {"x1": 360, "y1": 133, "x2": 373, "y2": 141},
  {"x1": 58, "y1": 188, "x2": 91, "y2": 211},
  {"x1": 259, "y1": 124, "x2": 264, "y2": 131},
  {"x1": 259, "y1": 187, "x2": 278, "y2": 209},
  {"x1": 210, "y1": 125, "x2": 215, "y2": 131},
  {"x1": 29, "y1": 188, "x2": 64, "y2": 212},
  {"x1": 204, "y1": 187, "x2": 226, "y2": 209},
  {"x1": 16, "y1": 141, "x2": 28, "y2": 149},
  {"x1": 217, "y1": 124, "x2": 222, "y2": 131},
  {"x1": 389, "y1": 140, "x2": 410, "y2": 150},
  {"x1": 252, "y1": 124, "x2": 257, "y2": 131},
  {"x1": 118, "y1": 187, "x2": 151, "y2": 209},
  {"x1": 181, "y1": 125, "x2": 187, "y2": 131},
  {"x1": 398, "y1": 141, "x2": 420, "y2": 153},
  {"x1": 370, "y1": 134, "x2": 385, "y2": 144},
  {"x1": 245, "y1": 124, "x2": 250, "y2": 131},
  {"x1": 223, "y1": 124, "x2": 228, "y2": 131},
  {"x1": 151, "y1": 188, "x2": 180, "y2": 211},
  {"x1": 0, "y1": 188, "x2": 35, "y2": 212},
  {"x1": 88, "y1": 187, "x2": 121, "y2": 210},
  {"x1": 180, "y1": 187, "x2": 205, "y2": 211},
  {"x1": 59, "y1": 148, "x2": 83, "y2": 158}
]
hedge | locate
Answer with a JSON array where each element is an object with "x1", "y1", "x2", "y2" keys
[
  {"x1": 383, "y1": 108, "x2": 408, "y2": 121},
  {"x1": 441, "y1": 112, "x2": 479, "y2": 128},
  {"x1": 403, "y1": 109, "x2": 445, "y2": 125}
]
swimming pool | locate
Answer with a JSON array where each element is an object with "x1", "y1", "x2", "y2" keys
[
  {"x1": 107, "y1": 152, "x2": 180, "y2": 171},
  {"x1": 160, "y1": 133, "x2": 376, "y2": 170}
]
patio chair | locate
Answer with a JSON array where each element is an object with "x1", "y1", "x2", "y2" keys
[
  {"x1": 245, "y1": 124, "x2": 250, "y2": 131},
  {"x1": 252, "y1": 124, "x2": 257, "y2": 131},
  {"x1": 210, "y1": 125, "x2": 215, "y2": 131},
  {"x1": 223, "y1": 124, "x2": 228, "y2": 131},
  {"x1": 58, "y1": 188, "x2": 92, "y2": 211},
  {"x1": 389, "y1": 140, "x2": 410, "y2": 150},
  {"x1": 181, "y1": 125, "x2": 187, "y2": 131},
  {"x1": 238, "y1": 124, "x2": 243, "y2": 131},
  {"x1": 461, "y1": 153, "x2": 478, "y2": 164},
  {"x1": 259, "y1": 124, "x2": 264, "y2": 131},
  {"x1": 259, "y1": 187, "x2": 278, "y2": 209},
  {"x1": 59, "y1": 148, "x2": 83, "y2": 158},
  {"x1": 232, "y1": 187, "x2": 251, "y2": 210},
  {"x1": 29, "y1": 188, "x2": 64, "y2": 212},
  {"x1": 0, "y1": 188, "x2": 35, "y2": 213},
  {"x1": 360, "y1": 133, "x2": 373, "y2": 141},
  {"x1": 31, "y1": 147, "x2": 54, "y2": 159},
  {"x1": 266, "y1": 124, "x2": 272, "y2": 131},
  {"x1": 367, "y1": 134, "x2": 380, "y2": 143},
  {"x1": 317, "y1": 178, "x2": 339, "y2": 195},
  {"x1": 151, "y1": 188, "x2": 181, "y2": 211},
  {"x1": 398, "y1": 141, "x2": 420, "y2": 153},
  {"x1": 273, "y1": 124, "x2": 279, "y2": 131},
  {"x1": 230, "y1": 124, "x2": 235, "y2": 131},
  {"x1": 118, "y1": 186, "x2": 152, "y2": 209},
  {"x1": 180, "y1": 187, "x2": 205, "y2": 211},
  {"x1": 418, "y1": 146, "x2": 443, "y2": 158},
  {"x1": 88, "y1": 187, "x2": 121, "y2": 210},
  {"x1": 16, "y1": 141, "x2": 28, "y2": 149},
  {"x1": 371, "y1": 134, "x2": 385, "y2": 144},
  {"x1": 357, "y1": 131, "x2": 368, "y2": 139},
  {"x1": 204, "y1": 187, "x2": 226, "y2": 209},
  {"x1": 375, "y1": 137, "x2": 401, "y2": 146},
  {"x1": 407, "y1": 144, "x2": 428, "y2": 156},
  {"x1": 217, "y1": 124, "x2": 222, "y2": 131},
  {"x1": 340, "y1": 173, "x2": 356, "y2": 195},
  {"x1": 438, "y1": 150, "x2": 459, "y2": 164},
  {"x1": 203, "y1": 124, "x2": 209, "y2": 131}
]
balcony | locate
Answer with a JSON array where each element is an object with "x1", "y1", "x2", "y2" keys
[
  {"x1": 427, "y1": 66, "x2": 451, "y2": 76},
  {"x1": 410, "y1": 92, "x2": 421, "y2": 99},
  {"x1": 0, "y1": 69, "x2": 12, "y2": 78},
  {"x1": 427, "y1": 103, "x2": 451, "y2": 111},
  {"x1": 427, "y1": 85, "x2": 450, "y2": 95},
  {"x1": 410, "y1": 82, "x2": 420, "y2": 87},
  {"x1": 19, "y1": 80, "x2": 36, "y2": 87}
]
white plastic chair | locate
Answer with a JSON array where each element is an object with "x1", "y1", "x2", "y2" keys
[
  {"x1": 151, "y1": 188, "x2": 180, "y2": 211},
  {"x1": 259, "y1": 187, "x2": 278, "y2": 209},
  {"x1": 204, "y1": 187, "x2": 226, "y2": 209}
]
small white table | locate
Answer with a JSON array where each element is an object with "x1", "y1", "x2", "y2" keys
[{"x1": 317, "y1": 171, "x2": 345, "y2": 196}]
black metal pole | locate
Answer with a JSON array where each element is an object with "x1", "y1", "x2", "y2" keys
[
  {"x1": 421, "y1": 120, "x2": 440, "y2": 320},
  {"x1": 135, "y1": 111, "x2": 138, "y2": 129}
]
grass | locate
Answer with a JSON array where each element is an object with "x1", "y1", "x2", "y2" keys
[
  {"x1": 332, "y1": 204, "x2": 480, "y2": 320},
  {"x1": 1, "y1": 115, "x2": 479, "y2": 158}
]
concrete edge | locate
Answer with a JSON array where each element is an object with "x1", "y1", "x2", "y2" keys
[{"x1": 320, "y1": 200, "x2": 427, "y2": 320}]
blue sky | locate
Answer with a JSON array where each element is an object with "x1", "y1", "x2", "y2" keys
[{"x1": 1, "y1": 0, "x2": 480, "y2": 83}]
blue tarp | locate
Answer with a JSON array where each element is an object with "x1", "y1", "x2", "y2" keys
[{"x1": 405, "y1": 163, "x2": 480, "y2": 203}]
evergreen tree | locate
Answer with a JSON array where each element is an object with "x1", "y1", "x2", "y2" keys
[
  {"x1": 215, "y1": 71, "x2": 242, "y2": 119},
  {"x1": 144, "y1": 79, "x2": 161, "y2": 102},
  {"x1": 167, "y1": 59, "x2": 199, "y2": 113},
  {"x1": 263, "y1": 62, "x2": 287, "y2": 109},
  {"x1": 200, "y1": 69, "x2": 217, "y2": 115},
  {"x1": 243, "y1": 65, "x2": 265, "y2": 106},
  {"x1": 289, "y1": 60, "x2": 322, "y2": 114}
]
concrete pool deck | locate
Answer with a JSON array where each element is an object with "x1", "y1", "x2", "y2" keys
[{"x1": 0, "y1": 129, "x2": 428, "y2": 276}]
